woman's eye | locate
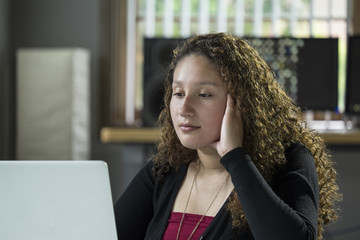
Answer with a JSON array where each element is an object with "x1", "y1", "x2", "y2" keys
[
  {"x1": 199, "y1": 93, "x2": 211, "y2": 98},
  {"x1": 173, "y1": 92, "x2": 184, "y2": 97}
]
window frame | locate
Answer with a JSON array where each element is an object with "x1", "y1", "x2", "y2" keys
[{"x1": 106, "y1": 0, "x2": 355, "y2": 127}]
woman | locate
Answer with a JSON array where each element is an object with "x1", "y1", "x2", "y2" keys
[{"x1": 114, "y1": 32, "x2": 341, "y2": 240}]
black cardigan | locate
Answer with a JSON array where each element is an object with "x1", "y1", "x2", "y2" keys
[{"x1": 114, "y1": 143, "x2": 319, "y2": 239}]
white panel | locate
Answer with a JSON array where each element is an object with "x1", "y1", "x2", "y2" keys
[
  {"x1": 235, "y1": 0, "x2": 245, "y2": 36},
  {"x1": 164, "y1": 0, "x2": 174, "y2": 37},
  {"x1": 329, "y1": 0, "x2": 333, "y2": 36},
  {"x1": 145, "y1": 0, "x2": 156, "y2": 37},
  {"x1": 290, "y1": 0, "x2": 298, "y2": 36},
  {"x1": 17, "y1": 48, "x2": 90, "y2": 160},
  {"x1": 272, "y1": 0, "x2": 281, "y2": 37},
  {"x1": 217, "y1": 0, "x2": 228, "y2": 32},
  {"x1": 126, "y1": 0, "x2": 136, "y2": 124},
  {"x1": 254, "y1": 0, "x2": 264, "y2": 37},
  {"x1": 71, "y1": 50, "x2": 90, "y2": 160},
  {"x1": 181, "y1": 0, "x2": 191, "y2": 37},
  {"x1": 313, "y1": 0, "x2": 330, "y2": 18},
  {"x1": 309, "y1": 0, "x2": 314, "y2": 36},
  {"x1": 199, "y1": 0, "x2": 210, "y2": 34},
  {"x1": 332, "y1": 0, "x2": 348, "y2": 18}
]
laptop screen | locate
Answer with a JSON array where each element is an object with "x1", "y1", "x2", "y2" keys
[{"x1": 0, "y1": 160, "x2": 117, "y2": 240}]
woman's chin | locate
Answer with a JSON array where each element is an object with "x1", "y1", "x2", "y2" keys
[{"x1": 180, "y1": 140, "x2": 218, "y2": 153}]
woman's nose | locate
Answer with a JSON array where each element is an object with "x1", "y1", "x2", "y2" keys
[{"x1": 179, "y1": 96, "x2": 194, "y2": 117}]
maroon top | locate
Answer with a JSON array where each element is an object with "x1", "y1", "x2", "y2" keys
[{"x1": 163, "y1": 212, "x2": 214, "y2": 240}]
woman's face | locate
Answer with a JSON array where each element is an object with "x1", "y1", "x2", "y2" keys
[{"x1": 170, "y1": 55, "x2": 227, "y2": 150}]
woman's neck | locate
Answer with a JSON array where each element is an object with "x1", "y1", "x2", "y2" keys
[{"x1": 196, "y1": 148, "x2": 226, "y2": 176}]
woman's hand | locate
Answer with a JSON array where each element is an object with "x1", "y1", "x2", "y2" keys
[{"x1": 211, "y1": 94, "x2": 244, "y2": 157}]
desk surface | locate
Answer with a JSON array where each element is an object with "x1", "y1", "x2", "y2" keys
[{"x1": 101, "y1": 127, "x2": 360, "y2": 145}]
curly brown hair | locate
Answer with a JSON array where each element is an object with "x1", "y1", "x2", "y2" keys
[{"x1": 153, "y1": 32, "x2": 341, "y2": 239}]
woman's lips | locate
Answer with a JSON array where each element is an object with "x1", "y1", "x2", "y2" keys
[{"x1": 179, "y1": 124, "x2": 200, "y2": 133}]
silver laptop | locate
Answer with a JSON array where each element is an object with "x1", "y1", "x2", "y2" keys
[{"x1": 0, "y1": 160, "x2": 118, "y2": 240}]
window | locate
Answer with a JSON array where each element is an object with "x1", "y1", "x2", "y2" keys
[{"x1": 118, "y1": 0, "x2": 348, "y2": 126}]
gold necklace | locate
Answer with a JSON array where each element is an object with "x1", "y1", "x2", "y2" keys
[{"x1": 176, "y1": 165, "x2": 230, "y2": 240}]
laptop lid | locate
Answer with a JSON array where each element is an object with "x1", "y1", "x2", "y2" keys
[{"x1": 0, "y1": 160, "x2": 118, "y2": 240}]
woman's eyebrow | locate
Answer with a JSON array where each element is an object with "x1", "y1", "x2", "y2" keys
[
  {"x1": 172, "y1": 80, "x2": 218, "y2": 87},
  {"x1": 196, "y1": 81, "x2": 218, "y2": 87}
]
